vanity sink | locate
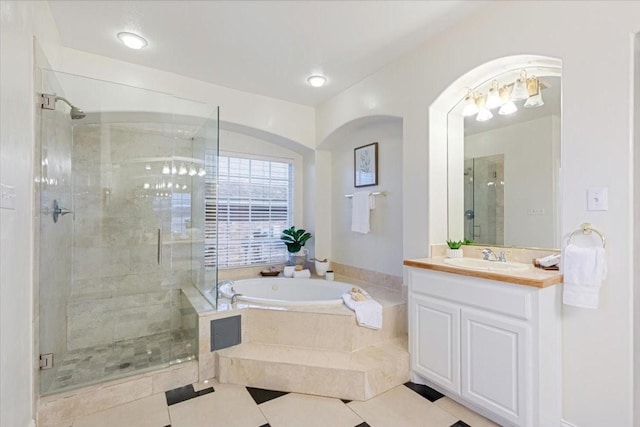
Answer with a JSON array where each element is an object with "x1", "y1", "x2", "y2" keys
[{"x1": 443, "y1": 257, "x2": 530, "y2": 272}]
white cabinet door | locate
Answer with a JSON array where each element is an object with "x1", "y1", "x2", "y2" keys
[
  {"x1": 461, "y1": 308, "x2": 530, "y2": 426},
  {"x1": 411, "y1": 294, "x2": 460, "y2": 394}
]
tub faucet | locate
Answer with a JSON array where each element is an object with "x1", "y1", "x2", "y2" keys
[
  {"x1": 230, "y1": 293, "x2": 243, "y2": 304},
  {"x1": 482, "y1": 248, "x2": 507, "y2": 262},
  {"x1": 216, "y1": 280, "x2": 234, "y2": 297}
]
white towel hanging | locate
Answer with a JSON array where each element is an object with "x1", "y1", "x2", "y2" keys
[{"x1": 351, "y1": 191, "x2": 374, "y2": 234}]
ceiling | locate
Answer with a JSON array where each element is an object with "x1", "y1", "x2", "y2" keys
[{"x1": 47, "y1": 0, "x2": 488, "y2": 106}]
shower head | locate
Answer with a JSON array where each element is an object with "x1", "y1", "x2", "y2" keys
[
  {"x1": 69, "y1": 106, "x2": 86, "y2": 120},
  {"x1": 55, "y1": 96, "x2": 86, "y2": 120}
]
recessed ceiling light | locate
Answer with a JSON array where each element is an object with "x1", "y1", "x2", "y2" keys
[
  {"x1": 117, "y1": 32, "x2": 148, "y2": 50},
  {"x1": 307, "y1": 75, "x2": 327, "y2": 88}
]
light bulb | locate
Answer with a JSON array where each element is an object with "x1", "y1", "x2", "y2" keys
[
  {"x1": 188, "y1": 165, "x2": 197, "y2": 176},
  {"x1": 498, "y1": 100, "x2": 518, "y2": 115},
  {"x1": 117, "y1": 32, "x2": 148, "y2": 50},
  {"x1": 145, "y1": 164, "x2": 151, "y2": 170},
  {"x1": 307, "y1": 75, "x2": 327, "y2": 87},
  {"x1": 178, "y1": 163, "x2": 187, "y2": 175},
  {"x1": 461, "y1": 91, "x2": 479, "y2": 117},
  {"x1": 476, "y1": 108, "x2": 493, "y2": 122},
  {"x1": 485, "y1": 80, "x2": 503, "y2": 109},
  {"x1": 171, "y1": 164, "x2": 177, "y2": 175},
  {"x1": 510, "y1": 70, "x2": 529, "y2": 101},
  {"x1": 198, "y1": 168, "x2": 206, "y2": 177},
  {"x1": 143, "y1": 183, "x2": 150, "y2": 189},
  {"x1": 162, "y1": 163, "x2": 170, "y2": 174},
  {"x1": 524, "y1": 92, "x2": 544, "y2": 108},
  {"x1": 474, "y1": 95, "x2": 493, "y2": 122}
]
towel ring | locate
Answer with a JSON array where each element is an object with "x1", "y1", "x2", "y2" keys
[{"x1": 567, "y1": 223, "x2": 606, "y2": 248}]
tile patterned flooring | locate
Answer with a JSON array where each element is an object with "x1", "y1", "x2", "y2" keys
[
  {"x1": 67, "y1": 380, "x2": 500, "y2": 427},
  {"x1": 48, "y1": 329, "x2": 196, "y2": 393}
]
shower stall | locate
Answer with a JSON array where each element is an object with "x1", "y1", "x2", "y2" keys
[
  {"x1": 36, "y1": 69, "x2": 219, "y2": 395},
  {"x1": 463, "y1": 155, "x2": 504, "y2": 245}
]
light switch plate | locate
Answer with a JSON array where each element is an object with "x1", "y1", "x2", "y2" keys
[
  {"x1": 0, "y1": 184, "x2": 16, "y2": 210},
  {"x1": 587, "y1": 187, "x2": 608, "y2": 211}
]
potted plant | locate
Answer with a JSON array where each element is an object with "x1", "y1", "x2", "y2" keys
[
  {"x1": 281, "y1": 226, "x2": 312, "y2": 266},
  {"x1": 446, "y1": 239, "x2": 464, "y2": 258}
]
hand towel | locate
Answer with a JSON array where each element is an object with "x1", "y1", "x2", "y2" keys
[
  {"x1": 562, "y1": 244, "x2": 607, "y2": 309},
  {"x1": 351, "y1": 191, "x2": 375, "y2": 234},
  {"x1": 342, "y1": 293, "x2": 383, "y2": 329},
  {"x1": 293, "y1": 269, "x2": 311, "y2": 279}
]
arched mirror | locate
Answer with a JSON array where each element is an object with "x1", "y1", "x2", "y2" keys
[{"x1": 447, "y1": 62, "x2": 561, "y2": 249}]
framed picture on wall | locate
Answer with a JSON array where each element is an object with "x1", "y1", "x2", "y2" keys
[{"x1": 354, "y1": 142, "x2": 378, "y2": 187}]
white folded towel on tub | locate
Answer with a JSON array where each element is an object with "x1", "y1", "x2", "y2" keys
[
  {"x1": 562, "y1": 244, "x2": 607, "y2": 309},
  {"x1": 342, "y1": 293, "x2": 383, "y2": 329},
  {"x1": 293, "y1": 269, "x2": 311, "y2": 279}
]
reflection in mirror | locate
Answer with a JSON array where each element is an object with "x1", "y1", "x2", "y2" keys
[{"x1": 448, "y1": 67, "x2": 561, "y2": 249}]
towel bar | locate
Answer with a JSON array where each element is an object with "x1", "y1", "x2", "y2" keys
[
  {"x1": 567, "y1": 223, "x2": 606, "y2": 248},
  {"x1": 345, "y1": 190, "x2": 386, "y2": 198}
]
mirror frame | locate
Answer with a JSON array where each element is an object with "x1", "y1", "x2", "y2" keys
[{"x1": 428, "y1": 55, "x2": 562, "y2": 250}]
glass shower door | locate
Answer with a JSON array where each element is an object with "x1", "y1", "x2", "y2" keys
[{"x1": 38, "y1": 69, "x2": 217, "y2": 394}]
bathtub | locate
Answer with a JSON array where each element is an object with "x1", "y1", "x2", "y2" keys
[{"x1": 218, "y1": 278, "x2": 360, "y2": 306}]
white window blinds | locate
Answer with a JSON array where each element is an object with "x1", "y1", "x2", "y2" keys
[{"x1": 205, "y1": 154, "x2": 292, "y2": 269}]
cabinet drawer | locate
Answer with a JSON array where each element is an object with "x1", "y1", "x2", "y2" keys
[{"x1": 407, "y1": 268, "x2": 532, "y2": 320}]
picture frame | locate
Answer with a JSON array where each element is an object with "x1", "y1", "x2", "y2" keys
[{"x1": 354, "y1": 142, "x2": 378, "y2": 187}]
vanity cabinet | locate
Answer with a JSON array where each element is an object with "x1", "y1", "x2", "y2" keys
[{"x1": 406, "y1": 266, "x2": 561, "y2": 427}]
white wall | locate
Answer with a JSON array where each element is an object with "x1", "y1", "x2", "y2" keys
[
  {"x1": 464, "y1": 116, "x2": 559, "y2": 248},
  {"x1": 56, "y1": 48, "x2": 315, "y2": 151},
  {"x1": 633, "y1": 32, "x2": 640, "y2": 427},
  {"x1": 327, "y1": 117, "x2": 403, "y2": 277},
  {"x1": 316, "y1": 2, "x2": 640, "y2": 426},
  {"x1": 0, "y1": 2, "x2": 62, "y2": 426}
]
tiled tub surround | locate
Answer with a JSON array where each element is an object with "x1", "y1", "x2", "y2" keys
[{"x1": 195, "y1": 275, "x2": 409, "y2": 402}]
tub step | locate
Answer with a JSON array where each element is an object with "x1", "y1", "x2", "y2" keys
[{"x1": 215, "y1": 336, "x2": 409, "y2": 401}]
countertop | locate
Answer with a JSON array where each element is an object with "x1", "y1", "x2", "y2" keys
[{"x1": 404, "y1": 256, "x2": 563, "y2": 288}]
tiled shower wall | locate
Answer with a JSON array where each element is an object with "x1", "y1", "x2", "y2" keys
[{"x1": 67, "y1": 124, "x2": 195, "y2": 350}]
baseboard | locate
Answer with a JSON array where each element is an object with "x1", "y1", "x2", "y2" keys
[{"x1": 562, "y1": 420, "x2": 578, "y2": 427}]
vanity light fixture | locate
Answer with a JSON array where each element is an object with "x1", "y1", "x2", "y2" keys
[
  {"x1": 178, "y1": 163, "x2": 188, "y2": 175},
  {"x1": 307, "y1": 75, "x2": 327, "y2": 88},
  {"x1": 462, "y1": 90, "x2": 479, "y2": 117},
  {"x1": 475, "y1": 96, "x2": 493, "y2": 122},
  {"x1": 485, "y1": 80, "x2": 503, "y2": 109},
  {"x1": 461, "y1": 69, "x2": 548, "y2": 121},
  {"x1": 117, "y1": 32, "x2": 148, "y2": 50},
  {"x1": 188, "y1": 164, "x2": 197, "y2": 176},
  {"x1": 162, "y1": 163, "x2": 171, "y2": 175},
  {"x1": 510, "y1": 70, "x2": 529, "y2": 101},
  {"x1": 498, "y1": 85, "x2": 517, "y2": 115},
  {"x1": 524, "y1": 76, "x2": 544, "y2": 108},
  {"x1": 197, "y1": 167, "x2": 206, "y2": 177}
]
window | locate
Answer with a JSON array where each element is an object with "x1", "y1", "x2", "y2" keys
[{"x1": 205, "y1": 153, "x2": 293, "y2": 269}]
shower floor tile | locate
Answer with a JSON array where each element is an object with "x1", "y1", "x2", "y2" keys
[{"x1": 47, "y1": 328, "x2": 195, "y2": 393}]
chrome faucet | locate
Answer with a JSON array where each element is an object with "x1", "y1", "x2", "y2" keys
[
  {"x1": 216, "y1": 280, "x2": 234, "y2": 298},
  {"x1": 230, "y1": 293, "x2": 243, "y2": 304},
  {"x1": 482, "y1": 248, "x2": 507, "y2": 262}
]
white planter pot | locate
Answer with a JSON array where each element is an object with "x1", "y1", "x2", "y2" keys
[{"x1": 446, "y1": 248, "x2": 464, "y2": 258}]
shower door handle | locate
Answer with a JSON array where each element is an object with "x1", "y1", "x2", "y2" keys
[{"x1": 157, "y1": 228, "x2": 161, "y2": 265}]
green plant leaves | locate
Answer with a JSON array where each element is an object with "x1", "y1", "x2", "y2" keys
[{"x1": 281, "y1": 226, "x2": 312, "y2": 253}]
